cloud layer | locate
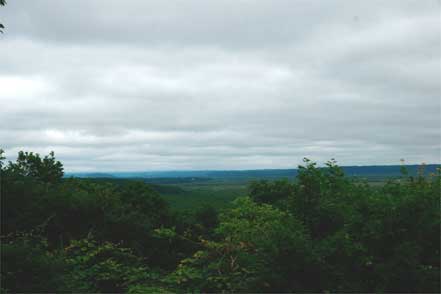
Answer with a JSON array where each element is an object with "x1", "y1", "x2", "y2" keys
[{"x1": 1, "y1": 0, "x2": 440, "y2": 171}]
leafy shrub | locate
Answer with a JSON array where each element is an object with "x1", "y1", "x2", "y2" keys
[
  {"x1": 1, "y1": 232, "x2": 68, "y2": 293},
  {"x1": 63, "y1": 237, "x2": 152, "y2": 293},
  {"x1": 167, "y1": 197, "x2": 313, "y2": 292}
]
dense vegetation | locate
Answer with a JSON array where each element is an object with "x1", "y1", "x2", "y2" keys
[{"x1": 1, "y1": 150, "x2": 439, "y2": 293}]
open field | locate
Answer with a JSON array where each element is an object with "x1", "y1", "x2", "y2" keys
[
  {"x1": 71, "y1": 163, "x2": 440, "y2": 210},
  {"x1": 156, "y1": 177, "x2": 390, "y2": 210},
  {"x1": 158, "y1": 181, "x2": 248, "y2": 210}
]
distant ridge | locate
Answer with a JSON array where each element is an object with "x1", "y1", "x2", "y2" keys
[
  {"x1": 66, "y1": 164, "x2": 440, "y2": 180},
  {"x1": 66, "y1": 172, "x2": 115, "y2": 178}
]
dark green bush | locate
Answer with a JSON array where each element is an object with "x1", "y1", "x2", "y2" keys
[{"x1": 1, "y1": 232, "x2": 68, "y2": 292}]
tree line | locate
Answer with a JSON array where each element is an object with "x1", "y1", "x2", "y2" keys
[{"x1": 1, "y1": 150, "x2": 439, "y2": 292}]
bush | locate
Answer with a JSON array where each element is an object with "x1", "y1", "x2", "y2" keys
[
  {"x1": 62, "y1": 237, "x2": 152, "y2": 293},
  {"x1": 1, "y1": 232, "x2": 68, "y2": 293}
]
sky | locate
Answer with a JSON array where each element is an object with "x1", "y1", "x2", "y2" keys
[{"x1": 0, "y1": 0, "x2": 440, "y2": 172}]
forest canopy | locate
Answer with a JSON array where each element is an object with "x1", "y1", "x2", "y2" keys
[{"x1": 1, "y1": 150, "x2": 439, "y2": 293}]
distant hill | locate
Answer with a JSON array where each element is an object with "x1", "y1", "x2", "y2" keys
[
  {"x1": 66, "y1": 164, "x2": 439, "y2": 181},
  {"x1": 65, "y1": 172, "x2": 115, "y2": 178}
]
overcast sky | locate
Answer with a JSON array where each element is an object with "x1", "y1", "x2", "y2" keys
[{"x1": 0, "y1": 0, "x2": 440, "y2": 171}]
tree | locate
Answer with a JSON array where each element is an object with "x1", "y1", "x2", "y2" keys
[
  {"x1": 5, "y1": 151, "x2": 64, "y2": 184},
  {"x1": 167, "y1": 197, "x2": 313, "y2": 292},
  {"x1": 0, "y1": 149, "x2": 4, "y2": 198},
  {"x1": 63, "y1": 238, "x2": 150, "y2": 293},
  {"x1": 0, "y1": 0, "x2": 5, "y2": 33},
  {"x1": 0, "y1": 148, "x2": 5, "y2": 168},
  {"x1": 249, "y1": 178, "x2": 294, "y2": 205}
]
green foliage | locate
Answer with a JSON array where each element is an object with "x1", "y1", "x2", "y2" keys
[
  {"x1": 285, "y1": 158, "x2": 441, "y2": 292},
  {"x1": 1, "y1": 151, "x2": 439, "y2": 293},
  {"x1": 1, "y1": 232, "x2": 68, "y2": 293},
  {"x1": 160, "y1": 181, "x2": 246, "y2": 210},
  {"x1": 194, "y1": 204, "x2": 219, "y2": 231},
  {"x1": 1, "y1": 151, "x2": 180, "y2": 274},
  {"x1": 249, "y1": 178, "x2": 294, "y2": 205},
  {"x1": 63, "y1": 238, "x2": 152, "y2": 293},
  {"x1": 167, "y1": 197, "x2": 312, "y2": 292},
  {"x1": 1, "y1": 151, "x2": 64, "y2": 234},
  {"x1": 0, "y1": 149, "x2": 5, "y2": 168},
  {"x1": 127, "y1": 284, "x2": 172, "y2": 293},
  {"x1": 4, "y1": 151, "x2": 64, "y2": 184}
]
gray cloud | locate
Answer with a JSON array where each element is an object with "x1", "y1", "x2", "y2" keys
[{"x1": 0, "y1": 0, "x2": 440, "y2": 171}]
